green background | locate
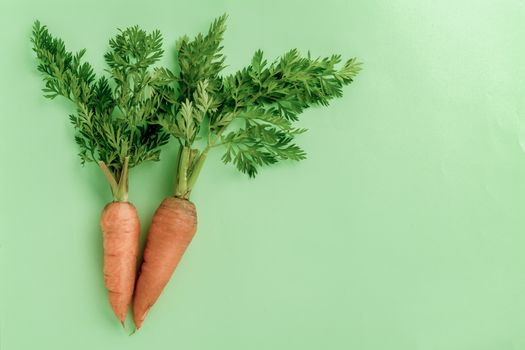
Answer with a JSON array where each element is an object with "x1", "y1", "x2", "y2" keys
[{"x1": 1, "y1": 0, "x2": 525, "y2": 349}]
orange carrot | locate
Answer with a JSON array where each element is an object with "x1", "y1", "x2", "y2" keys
[
  {"x1": 133, "y1": 197, "x2": 197, "y2": 329},
  {"x1": 132, "y1": 15, "x2": 360, "y2": 329},
  {"x1": 32, "y1": 22, "x2": 172, "y2": 326},
  {"x1": 100, "y1": 201, "x2": 140, "y2": 324}
]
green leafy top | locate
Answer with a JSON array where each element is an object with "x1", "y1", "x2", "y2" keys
[
  {"x1": 176, "y1": 15, "x2": 226, "y2": 97},
  {"x1": 157, "y1": 15, "x2": 360, "y2": 198},
  {"x1": 32, "y1": 21, "x2": 170, "y2": 201}
]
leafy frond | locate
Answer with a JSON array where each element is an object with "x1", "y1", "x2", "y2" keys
[
  {"x1": 32, "y1": 21, "x2": 170, "y2": 177},
  {"x1": 155, "y1": 15, "x2": 359, "y2": 184},
  {"x1": 212, "y1": 47, "x2": 360, "y2": 175},
  {"x1": 158, "y1": 79, "x2": 217, "y2": 146},
  {"x1": 31, "y1": 21, "x2": 95, "y2": 104},
  {"x1": 104, "y1": 26, "x2": 163, "y2": 70},
  {"x1": 221, "y1": 123, "x2": 306, "y2": 177},
  {"x1": 176, "y1": 14, "x2": 227, "y2": 96},
  {"x1": 220, "y1": 49, "x2": 361, "y2": 122}
]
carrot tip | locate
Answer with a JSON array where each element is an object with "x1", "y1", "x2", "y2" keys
[
  {"x1": 120, "y1": 320, "x2": 125, "y2": 329},
  {"x1": 129, "y1": 328, "x2": 137, "y2": 336}
]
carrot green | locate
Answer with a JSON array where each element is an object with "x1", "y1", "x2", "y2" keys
[
  {"x1": 154, "y1": 15, "x2": 361, "y2": 198},
  {"x1": 31, "y1": 21, "x2": 170, "y2": 201}
]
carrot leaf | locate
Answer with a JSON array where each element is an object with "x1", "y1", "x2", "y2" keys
[
  {"x1": 32, "y1": 21, "x2": 170, "y2": 187},
  {"x1": 158, "y1": 15, "x2": 360, "y2": 192}
]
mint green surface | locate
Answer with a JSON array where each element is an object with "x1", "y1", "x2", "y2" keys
[{"x1": 2, "y1": 0, "x2": 525, "y2": 349}]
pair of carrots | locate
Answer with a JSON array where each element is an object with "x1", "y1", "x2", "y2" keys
[
  {"x1": 32, "y1": 20, "x2": 198, "y2": 329},
  {"x1": 32, "y1": 15, "x2": 360, "y2": 330},
  {"x1": 101, "y1": 193, "x2": 195, "y2": 329}
]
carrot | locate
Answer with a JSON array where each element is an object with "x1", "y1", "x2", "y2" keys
[
  {"x1": 32, "y1": 22, "x2": 170, "y2": 324},
  {"x1": 97, "y1": 158, "x2": 141, "y2": 324},
  {"x1": 100, "y1": 201, "x2": 140, "y2": 323},
  {"x1": 133, "y1": 197, "x2": 197, "y2": 329},
  {"x1": 132, "y1": 15, "x2": 360, "y2": 328}
]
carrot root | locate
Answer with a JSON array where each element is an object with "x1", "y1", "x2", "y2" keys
[
  {"x1": 100, "y1": 201, "x2": 140, "y2": 322},
  {"x1": 133, "y1": 197, "x2": 197, "y2": 329}
]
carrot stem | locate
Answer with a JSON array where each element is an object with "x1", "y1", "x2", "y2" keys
[
  {"x1": 173, "y1": 145, "x2": 183, "y2": 193},
  {"x1": 99, "y1": 161, "x2": 118, "y2": 196},
  {"x1": 98, "y1": 158, "x2": 129, "y2": 202},
  {"x1": 115, "y1": 156, "x2": 129, "y2": 202},
  {"x1": 186, "y1": 148, "x2": 208, "y2": 196},
  {"x1": 175, "y1": 147, "x2": 190, "y2": 198}
]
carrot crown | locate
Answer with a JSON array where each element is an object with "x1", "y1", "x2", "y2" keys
[
  {"x1": 31, "y1": 21, "x2": 170, "y2": 201},
  {"x1": 155, "y1": 15, "x2": 361, "y2": 199}
]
